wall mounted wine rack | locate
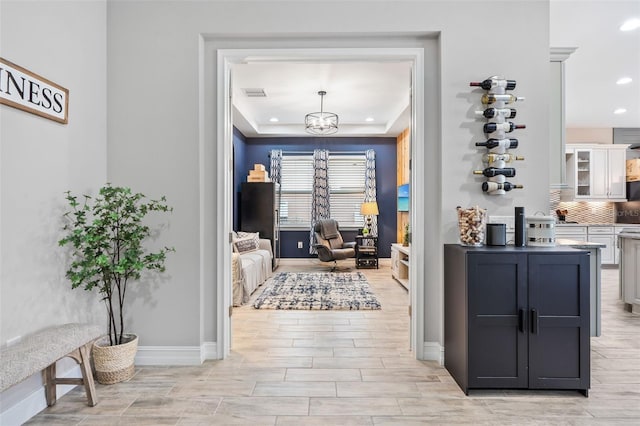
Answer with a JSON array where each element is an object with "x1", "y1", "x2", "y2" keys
[{"x1": 471, "y1": 76, "x2": 525, "y2": 195}]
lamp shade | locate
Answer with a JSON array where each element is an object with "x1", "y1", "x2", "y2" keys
[{"x1": 360, "y1": 201, "x2": 379, "y2": 216}]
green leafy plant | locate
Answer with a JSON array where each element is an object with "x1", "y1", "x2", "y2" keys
[
  {"x1": 59, "y1": 184, "x2": 174, "y2": 346},
  {"x1": 403, "y1": 223, "x2": 411, "y2": 246}
]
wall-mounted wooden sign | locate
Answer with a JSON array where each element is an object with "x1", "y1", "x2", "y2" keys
[{"x1": 0, "y1": 57, "x2": 69, "y2": 124}]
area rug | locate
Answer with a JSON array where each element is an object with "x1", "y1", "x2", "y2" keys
[{"x1": 253, "y1": 272, "x2": 381, "y2": 310}]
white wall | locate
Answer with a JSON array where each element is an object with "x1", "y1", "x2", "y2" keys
[
  {"x1": 0, "y1": 0, "x2": 107, "y2": 419},
  {"x1": 567, "y1": 128, "x2": 614, "y2": 144},
  {"x1": 0, "y1": 1, "x2": 552, "y2": 417},
  {"x1": 107, "y1": 0, "x2": 551, "y2": 352}
]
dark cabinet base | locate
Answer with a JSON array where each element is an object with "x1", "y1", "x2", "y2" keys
[{"x1": 444, "y1": 244, "x2": 590, "y2": 396}]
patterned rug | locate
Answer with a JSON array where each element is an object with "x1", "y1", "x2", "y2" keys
[{"x1": 253, "y1": 272, "x2": 381, "y2": 310}]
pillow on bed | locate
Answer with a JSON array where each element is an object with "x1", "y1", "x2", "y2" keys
[{"x1": 233, "y1": 231, "x2": 260, "y2": 253}]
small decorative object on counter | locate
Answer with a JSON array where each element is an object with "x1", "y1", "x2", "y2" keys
[
  {"x1": 515, "y1": 206, "x2": 526, "y2": 247},
  {"x1": 486, "y1": 223, "x2": 507, "y2": 246},
  {"x1": 526, "y1": 214, "x2": 556, "y2": 247},
  {"x1": 555, "y1": 208, "x2": 568, "y2": 222},
  {"x1": 457, "y1": 205, "x2": 487, "y2": 246},
  {"x1": 471, "y1": 76, "x2": 524, "y2": 195}
]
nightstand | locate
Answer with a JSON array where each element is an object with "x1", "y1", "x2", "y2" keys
[{"x1": 355, "y1": 236, "x2": 378, "y2": 269}]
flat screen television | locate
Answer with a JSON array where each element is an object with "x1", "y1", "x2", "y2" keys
[{"x1": 398, "y1": 183, "x2": 409, "y2": 212}]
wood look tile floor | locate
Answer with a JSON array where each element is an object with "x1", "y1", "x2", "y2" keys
[{"x1": 27, "y1": 260, "x2": 640, "y2": 425}]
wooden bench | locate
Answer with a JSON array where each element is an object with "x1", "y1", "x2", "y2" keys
[{"x1": 0, "y1": 323, "x2": 103, "y2": 407}]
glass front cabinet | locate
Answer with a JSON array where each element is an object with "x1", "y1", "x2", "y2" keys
[{"x1": 567, "y1": 144, "x2": 629, "y2": 201}]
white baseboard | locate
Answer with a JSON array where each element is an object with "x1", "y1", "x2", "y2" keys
[
  {"x1": 0, "y1": 366, "x2": 80, "y2": 426},
  {"x1": 422, "y1": 341, "x2": 445, "y2": 365},
  {"x1": 134, "y1": 345, "x2": 203, "y2": 365},
  {"x1": 202, "y1": 341, "x2": 219, "y2": 361}
]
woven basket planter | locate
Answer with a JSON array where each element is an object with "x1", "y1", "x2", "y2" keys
[{"x1": 92, "y1": 334, "x2": 138, "y2": 384}]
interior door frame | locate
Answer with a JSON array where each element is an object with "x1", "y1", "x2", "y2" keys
[{"x1": 215, "y1": 46, "x2": 426, "y2": 359}]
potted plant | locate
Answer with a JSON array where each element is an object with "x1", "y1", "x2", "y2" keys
[
  {"x1": 59, "y1": 184, "x2": 174, "y2": 384},
  {"x1": 403, "y1": 223, "x2": 410, "y2": 247}
]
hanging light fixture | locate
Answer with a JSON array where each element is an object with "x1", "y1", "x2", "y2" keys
[{"x1": 305, "y1": 90, "x2": 338, "y2": 135}]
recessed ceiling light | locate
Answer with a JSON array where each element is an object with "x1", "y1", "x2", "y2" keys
[
  {"x1": 614, "y1": 108, "x2": 627, "y2": 114},
  {"x1": 620, "y1": 18, "x2": 640, "y2": 31},
  {"x1": 269, "y1": 117, "x2": 279, "y2": 122},
  {"x1": 365, "y1": 117, "x2": 374, "y2": 122},
  {"x1": 616, "y1": 77, "x2": 633, "y2": 85}
]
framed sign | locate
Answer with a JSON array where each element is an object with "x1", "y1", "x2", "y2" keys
[{"x1": 0, "y1": 57, "x2": 69, "y2": 124}]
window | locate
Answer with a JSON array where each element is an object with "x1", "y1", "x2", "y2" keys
[
  {"x1": 328, "y1": 155, "x2": 366, "y2": 227},
  {"x1": 279, "y1": 153, "x2": 367, "y2": 228},
  {"x1": 280, "y1": 155, "x2": 313, "y2": 227}
]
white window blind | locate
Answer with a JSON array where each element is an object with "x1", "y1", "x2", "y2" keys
[
  {"x1": 280, "y1": 155, "x2": 313, "y2": 227},
  {"x1": 329, "y1": 155, "x2": 366, "y2": 227},
  {"x1": 279, "y1": 153, "x2": 366, "y2": 229}
]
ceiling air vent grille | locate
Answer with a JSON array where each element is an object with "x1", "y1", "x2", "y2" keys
[{"x1": 242, "y1": 88, "x2": 267, "y2": 97}]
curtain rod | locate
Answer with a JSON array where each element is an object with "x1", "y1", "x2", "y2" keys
[{"x1": 268, "y1": 150, "x2": 368, "y2": 156}]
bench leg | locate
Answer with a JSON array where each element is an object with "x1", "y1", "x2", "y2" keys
[
  {"x1": 43, "y1": 344, "x2": 98, "y2": 407},
  {"x1": 44, "y1": 363, "x2": 57, "y2": 406},
  {"x1": 79, "y1": 343, "x2": 97, "y2": 406}
]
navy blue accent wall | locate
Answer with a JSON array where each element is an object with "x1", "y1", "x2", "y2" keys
[
  {"x1": 236, "y1": 136, "x2": 397, "y2": 258},
  {"x1": 232, "y1": 127, "x2": 247, "y2": 231}
]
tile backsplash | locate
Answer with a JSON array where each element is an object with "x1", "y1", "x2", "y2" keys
[{"x1": 549, "y1": 190, "x2": 615, "y2": 223}]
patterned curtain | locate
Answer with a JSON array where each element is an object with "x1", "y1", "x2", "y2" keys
[
  {"x1": 363, "y1": 149, "x2": 378, "y2": 237},
  {"x1": 309, "y1": 149, "x2": 330, "y2": 254},
  {"x1": 269, "y1": 149, "x2": 282, "y2": 184}
]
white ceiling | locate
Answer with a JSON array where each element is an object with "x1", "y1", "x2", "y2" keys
[
  {"x1": 551, "y1": 0, "x2": 640, "y2": 129},
  {"x1": 232, "y1": 1, "x2": 640, "y2": 138},
  {"x1": 232, "y1": 62, "x2": 411, "y2": 137}
]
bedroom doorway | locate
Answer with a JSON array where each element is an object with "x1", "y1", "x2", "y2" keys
[{"x1": 214, "y1": 43, "x2": 430, "y2": 360}]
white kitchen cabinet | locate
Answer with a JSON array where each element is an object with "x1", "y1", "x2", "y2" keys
[
  {"x1": 619, "y1": 233, "x2": 640, "y2": 313},
  {"x1": 567, "y1": 144, "x2": 629, "y2": 201},
  {"x1": 588, "y1": 233, "x2": 615, "y2": 265},
  {"x1": 606, "y1": 148, "x2": 627, "y2": 199},
  {"x1": 558, "y1": 225, "x2": 616, "y2": 265},
  {"x1": 615, "y1": 225, "x2": 640, "y2": 265},
  {"x1": 555, "y1": 225, "x2": 587, "y2": 240},
  {"x1": 615, "y1": 226, "x2": 624, "y2": 265}
]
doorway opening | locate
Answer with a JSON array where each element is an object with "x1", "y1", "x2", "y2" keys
[{"x1": 206, "y1": 39, "x2": 439, "y2": 362}]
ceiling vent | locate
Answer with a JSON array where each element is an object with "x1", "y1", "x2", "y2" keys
[{"x1": 242, "y1": 88, "x2": 267, "y2": 97}]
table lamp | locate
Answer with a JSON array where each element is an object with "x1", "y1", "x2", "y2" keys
[{"x1": 360, "y1": 201, "x2": 379, "y2": 235}]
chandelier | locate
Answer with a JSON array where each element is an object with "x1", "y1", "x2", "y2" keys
[{"x1": 305, "y1": 91, "x2": 338, "y2": 135}]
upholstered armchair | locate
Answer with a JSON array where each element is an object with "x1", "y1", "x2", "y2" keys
[{"x1": 313, "y1": 219, "x2": 356, "y2": 270}]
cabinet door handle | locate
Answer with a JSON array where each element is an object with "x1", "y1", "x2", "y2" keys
[
  {"x1": 531, "y1": 309, "x2": 539, "y2": 334},
  {"x1": 518, "y1": 308, "x2": 525, "y2": 333}
]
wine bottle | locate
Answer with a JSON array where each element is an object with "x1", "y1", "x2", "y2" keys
[
  {"x1": 475, "y1": 138, "x2": 518, "y2": 149},
  {"x1": 481, "y1": 94, "x2": 525, "y2": 105},
  {"x1": 483, "y1": 122, "x2": 526, "y2": 133},
  {"x1": 473, "y1": 167, "x2": 516, "y2": 177},
  {"x1": 475, "y1": 108, "x2": 517, "y2": 119},
  {"x1": 482, "y1": 181, "x2": 523, "y2": 193},
  {"x1": 482, "y1": 153, "x2": 525, "y2": 163},
  {"x1": 470, "y1": 78, "x2": 516, "y2": 90}
]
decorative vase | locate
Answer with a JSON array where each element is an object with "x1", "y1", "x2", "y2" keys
[{"x1": 92, "y1": 334, "x2": 138, "y2": 384}]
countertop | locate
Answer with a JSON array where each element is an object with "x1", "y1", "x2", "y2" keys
[
  {"x1": 556, "y1": 223, "x2": 640, "y2": 227},
  {"x1": 556, "y1": 238, "x2": 606, "y2": 249}
]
